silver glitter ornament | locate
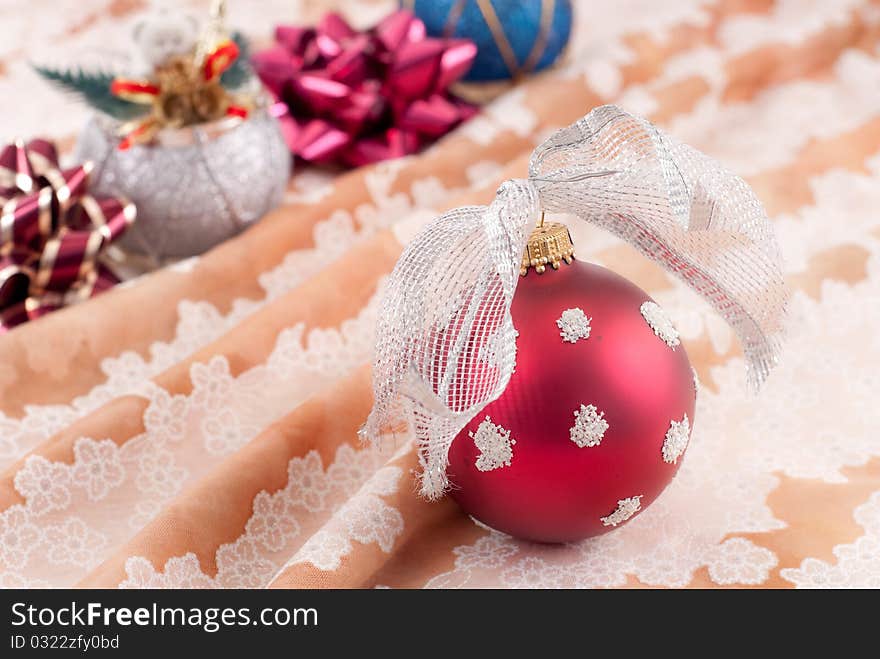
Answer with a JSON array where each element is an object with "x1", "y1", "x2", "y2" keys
[{"x1": 75, "y1": 106, "x2": 290, "y2": 260}]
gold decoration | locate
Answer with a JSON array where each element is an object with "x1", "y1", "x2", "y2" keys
[
  {"x1": 111, "y1": 0, "x2": 249, "y2": 150},
  {"x1": 520, "y1": 215, "x2": 575, "y2": 276},
  {"x1": 152, "y1": 55, "x2": 230, "y2": 127}
]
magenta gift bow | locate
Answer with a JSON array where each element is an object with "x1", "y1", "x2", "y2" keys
[
  {"x1": 360, "y1": 105, "x2": 789, "y2": 499},
  {"x1": 0, "y1": 139, "x2": 135, "y2": 331},
  {"x1": 252, "y1": 9, "x2": 478, "y2": 167}
]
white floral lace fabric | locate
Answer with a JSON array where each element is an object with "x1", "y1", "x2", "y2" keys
[{"x1": 0, "y1": 0, "x2": 879, "y2": 589}]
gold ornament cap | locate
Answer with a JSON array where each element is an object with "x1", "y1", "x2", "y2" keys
[{"x1": 520, "y1": 218, "x2": 575, "y2": 276}]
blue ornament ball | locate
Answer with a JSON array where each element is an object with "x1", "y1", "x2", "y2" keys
[{"x1": 403, "y1": 0, "x2": 573, "y2": 81}]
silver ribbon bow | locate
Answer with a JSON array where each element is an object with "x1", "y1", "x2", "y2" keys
[{"x1": 360, "y1": 105, "x2": 788, "y2": 499}]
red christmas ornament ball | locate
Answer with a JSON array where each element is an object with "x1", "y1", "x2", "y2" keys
[{"x1": 446, "y1": 258, "x2": 696, "y2": 543}]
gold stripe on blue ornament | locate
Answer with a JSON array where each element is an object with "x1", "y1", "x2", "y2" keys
[{"x1": 402, "y1": 0, "x2": 573, "y2": 81}]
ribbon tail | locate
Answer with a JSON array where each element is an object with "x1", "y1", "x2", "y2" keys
[
  {"x1": 226, "y1": 104, "x2": 249, "y2": 119},
  {"x1": 110, "y1": 79, "x2": 161, "y2": 104},
  {"x1": 361, "y1": 181, "x2": 540, "y2": 498},
  {"x1": 203, "y1": 39, "x2": 240, "y2": 82}
]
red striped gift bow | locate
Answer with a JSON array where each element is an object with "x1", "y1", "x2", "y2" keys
[{"x1": 0, "y1": 139, "x2": 136, "y2": 332}]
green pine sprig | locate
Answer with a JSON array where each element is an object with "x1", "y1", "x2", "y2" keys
[
  {"x1": 31, "y1": 64, "x2": 147, "y2": 120},
  {"x1": 221, "y1": 31, "x2": 253, "y2": 90},
  {"x1": 33, "y1": 31, "x2": 254, "y2": 120}
]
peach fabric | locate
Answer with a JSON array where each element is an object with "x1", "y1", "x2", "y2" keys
[{"x1": 1, "y1": 0, "x2": 879, "y2": 589}]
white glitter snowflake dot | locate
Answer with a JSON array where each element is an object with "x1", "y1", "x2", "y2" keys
[
  {"x1": 600, "y1": 496, "x2": 643, "y2": 527},
  {"x1": 556, "y1": 308, "x2": 591, "y2": 343},
  {"x1": 569, "y1": 404, "x2": 609, "y2": 448},
  {"x1": 662, "y1": 414, "x2": 690, "y2": 464},
  {"x1": 639, "y1": 301, "x2": 680, "y2": 348},
  {"x1": 470, "y1": 417, "x2": 516, "y2": 472}
]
